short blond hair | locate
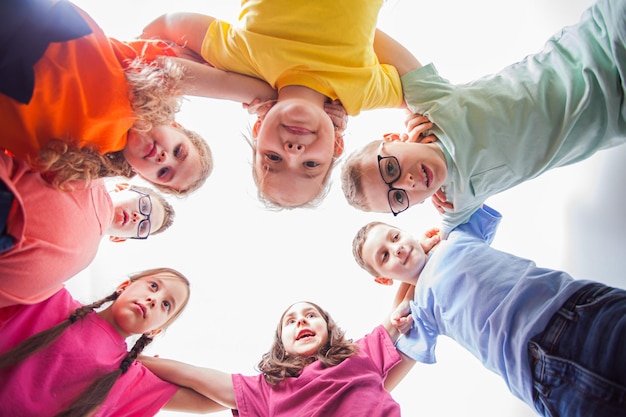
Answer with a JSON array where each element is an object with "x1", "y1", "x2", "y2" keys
[
  {"x1": 341, "y1": 140, "x2": 381, "y2": 212},
  {"x1": 352, "y1": 221, "x2": 388, "y2": 277}
]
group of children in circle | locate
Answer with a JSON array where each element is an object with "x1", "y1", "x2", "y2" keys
[{"x1": 1, "y1": 0, "x2": 626, "y2": 416}]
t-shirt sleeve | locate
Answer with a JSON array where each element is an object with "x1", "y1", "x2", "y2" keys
[
  {"x1": 231, "y1": 373, "x2": 270, "y2": 417},
  {"x1": 358, "y1": 325, "x2": 401, "y2": 376}
]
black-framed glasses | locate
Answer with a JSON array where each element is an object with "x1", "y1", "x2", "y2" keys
[
  {"x1": 129, "y1": 189, "x2": 152, "y2": 239},
  {"x1": 377, "y1": 143, "x2": 409, "y2": 216}
]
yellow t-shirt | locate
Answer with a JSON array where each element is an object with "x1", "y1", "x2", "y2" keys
[{"x1": 201, "y1": 0, "x2": 403, "y2": 115}]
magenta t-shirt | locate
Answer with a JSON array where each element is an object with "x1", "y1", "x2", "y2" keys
[
  {"x1": 0, "y1": 289, "x2": 178, "y2": 416},
  {"x1": 232, "y1": 325, "x2": 402, "y2": 417}
]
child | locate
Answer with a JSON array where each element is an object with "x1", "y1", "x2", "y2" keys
[
  {"x1": 0, "y1": 267, "x2": 227, "y2": 416},
  {"x1": 352, "y1": 205, "x2": 626, "y2": 416},
  {"x1": 342, "y1": 0, "x2": 626, "y2": 235},
  {"x1": 0, "y1": 0, "x2": 276, "y2": 195},
  {"x1": 0, "y1": 152, "x2": 175, "y2": 308},
  {"x1": 140, "y1": 0, "x2": 421, "y2": 208},
  {"x1": 140, "y1": 300, "x2": 418, "y2": 416}
]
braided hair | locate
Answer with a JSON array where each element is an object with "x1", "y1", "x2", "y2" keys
[{"x1": 0, "y1": 267, "x2": 190, "y2": 417}]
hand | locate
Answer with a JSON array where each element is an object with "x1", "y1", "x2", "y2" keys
[
  {"x1": 403, "y1": 112, "x2": 435, "y2": 143},
  {"x1": 324, "y1": 99, "x2": 348, "y2": 133},
  {"x1": 419, "y1": 228, "x2": 441, "y2": 253},
  {"x1": 390, "y1": 301, "x2": 413, "y2": 335},
  {"x1": 431, "y1": 188, "x2": 453, "y2": 213}
]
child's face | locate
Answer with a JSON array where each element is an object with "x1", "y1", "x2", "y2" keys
[
  {"x1": 107, "y1": 188, "x2": 165, "y2": 239},
  {"x1": 124, "y1": 124, "x2": 202, "y2": 192},
  {"x1": 107, "y1": 276, "x2": 189, "y2": 338},
  {"x1": 254, "y1": 99, "x2": 336, "y2": 206},
  {"x1": 281, "y1": 302, "x2": 329, "y2": 357},
  {"x1": 361, "y1": 224, "x2": 427, "y2": 285},
  {"x1": 360, "y1": 141, "x2": 447, "y2": 214}
]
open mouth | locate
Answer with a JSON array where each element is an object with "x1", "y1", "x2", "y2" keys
[
  {"x1": 421, "y1": 165, "x2": 431, "y2": 188},
  {"x1": 122, "y1": 211, "x2": 129, "y2": 226},
  {"x1": 296, "y1": 329, "x2": 315, "y2": 340}
]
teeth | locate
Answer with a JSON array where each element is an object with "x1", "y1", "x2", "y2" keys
[{"x1": 422, "y1": 167, "x2": 429, "y2": 187}]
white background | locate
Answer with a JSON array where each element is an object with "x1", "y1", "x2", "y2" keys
[{"x1": 66, "y1": 0, "x2": 625, "y2": 416}]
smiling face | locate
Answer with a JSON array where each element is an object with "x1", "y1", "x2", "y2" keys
[
  {"x1": 106, "y1": 188, "x2": 165, "y2": 239},
  {"x1": 253, "y1": 98, "x2": 336, "y2": 207},
  {"x1": 361, "y1": 224, "x2": 427, "y2": 285},
  {"x1": 124, "y1": 124, "x2": 202, "y2": 192},
  {"x1": 103, "y1": 275, "x2": 189, "y2": 338},
  {"x1": 360, "y1": 141, "x2": 448, "y2": 213},
  {"x1": 280, "y1": 302, "x2": 329, "y2": 357}
]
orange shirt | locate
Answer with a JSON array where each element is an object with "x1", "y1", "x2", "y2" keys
[{"x1": 0, "y1": 3, "x2": 175, "y2": 162}]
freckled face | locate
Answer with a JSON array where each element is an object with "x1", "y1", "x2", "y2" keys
[
  {"x1": 361, "y1": 224, "x2": 426, "y2": 285},
  {"x1": 361, "y1": 141, "x2": 447, "y2": 213},
  {"x1": 281, "y1": 302, "x2": 329, "y2": 357},
  {"x1": 124, "y1": 125, "x2": 202, "y2": 192},
  {"x1": 254, "y1": 99, "x2": 335, "y2": 206}
]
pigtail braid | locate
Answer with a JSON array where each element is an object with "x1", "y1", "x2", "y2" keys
[
  {"x1": 0, "y1": 291, "x2": 119, "y2": 370},
  {"x1": 55, "y1": 334, "x2": 154, "y2": 417}
]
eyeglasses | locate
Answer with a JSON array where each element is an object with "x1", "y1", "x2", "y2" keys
[
  {"x1": 129, "y1": 189, "x2": 152, "y2": 239},
  {"x1": 377, "y1": 143, "x2": 409, "y2": 216}
]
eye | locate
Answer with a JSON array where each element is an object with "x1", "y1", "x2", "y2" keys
[
  {"x1": 392, "y1": 233, "x2": 400, "y2": 242},
  {"x1": 162, "y1": 300, "x2": 171, "y2": 312},
  {"x1": 391, "y1": 190, "x2": 405, "y2": 205},
  {"x1": 306, "y1": 312, "x2": 316, "y2": 319},
  {"x1": 381, "y1": 251, "x2": 389, "y2": 263},
  {"x1": 265, "y1": 153, "x2": 281, "y2": 162},
  {"x1": 385, "y1": 159, "x2": 399, "y2": 178},
  {"x1": 285, "y1": 318, "x2": 296, "y2": 326},
  {"x1": 157, "y1": 167, "x2": 169, "y2": 179},
  {"x1": 150, "y1": 282, "x2": 158, "y2": 291},
  {"x1": 173, "y1": 145, "x2": 184, "y2": 159},
  {"x1": 304, "y1": 161, "x2": 320, "y2": 168}
]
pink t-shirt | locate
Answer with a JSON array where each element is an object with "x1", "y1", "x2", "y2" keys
[
  {"x1": 0, "y1": 289, "x2": 178, "y2": 416},
  {"x1": 231, "y1": 325, "x2": 402, "y2": 417},
  {"x1": 0, "y1": 153, "x2": 113, "y2": 307}
]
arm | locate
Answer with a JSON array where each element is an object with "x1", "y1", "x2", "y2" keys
[
  {"x1": 140, "y1": 355, "x2": 237, "y2": 409},
  {"x1": 374, "y1": 29, "x2": 422, "y2": 78},
  {"x1": 164, "y1": 387, "x2": 228, "y2": 414},
  {"x1": 384, "y1": 351, "x2": 416, "y2": 391},
  {"x1": 142, "y1": 13, "x2": 277, "y2": 105}
]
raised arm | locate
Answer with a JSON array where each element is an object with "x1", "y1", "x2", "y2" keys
[
  {"x1": 140, "y1": 355, "x2": 237, "y2": 409},
  {"x1": 142, "y1": 13, "x2": 277, "y2": 105},
  {"x1": 374, "y1": 29, "x2": 422, "y2": 78},
  {"x1": 164, "y1": 387, "x2": 228, "y2": 414}
]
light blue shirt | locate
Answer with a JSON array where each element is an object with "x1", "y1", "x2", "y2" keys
[
  {"x1": 395, "y1": 205, "x2": 591, "y2": 405},
  {"x1": 401, "y1": 0, "x2": 626, "y2": 233}
]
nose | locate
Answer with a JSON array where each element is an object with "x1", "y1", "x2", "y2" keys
[
  {"x1": 284, "y1": 142, "x2": 305, "y2": 154},
  {"x1": 296, "y1": 315, "x2": 308, "y2": 326},
  {"x1": 131, "y1": 211, "x2": 147, "y2": 223},
  {"x1": 393, "y1": 172, "x2": 415, "y2": 189},
  {"x1": 156, "y1": 150, "x2": 167, "y2": 163},
  {"x1": 394, "y1": 245, "x2": 404, "y2": 258},
  {"x1": 146, "y1": 296, "x2": 156, "y2": 308}
]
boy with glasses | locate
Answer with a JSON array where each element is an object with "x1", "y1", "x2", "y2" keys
[
  {"x1": 0, "y1": 152, "x2": 174, "y2": 307},
  {"x1": 342, "y1": 0, "x2": 626, "y2": 235}
]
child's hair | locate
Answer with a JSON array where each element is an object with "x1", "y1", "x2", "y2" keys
[
  {"x1": 352, "y1": 221, "x2": 387, "y2": 277},
  {"x1": 35, "y1": 56, "x2": 212, "y2": 195},
  {"x1": 257, "y1": 301, "x2": 359, "y2": 385},
  {"x1": 128, "y1": 184, "x2": 175, "y2": 234},
  {"x1": 0, "y1": 267, "x2": 191, "y2": 417},
  {"x1": 341, "y1": 140, "x2": 381, "y2": 211}
]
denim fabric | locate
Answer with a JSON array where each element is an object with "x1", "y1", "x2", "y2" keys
[
  {"x1": 0, "y1": 180, "x2": 15, "y2": 253},
  {"x1": 528, "y1": 283, "x2": 626, "y2": 417}
]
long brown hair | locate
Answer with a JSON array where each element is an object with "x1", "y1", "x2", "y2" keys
[
  {"x1": 0, "y1": 267, "x2": 191, "y2": 417},
  {"x1": 257, "y1": 301, "x2": 359, "y2": 385}
]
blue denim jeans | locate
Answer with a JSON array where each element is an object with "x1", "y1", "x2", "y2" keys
[{"x1": 528, "y1": 283, "x2": 626, "y2": 417}]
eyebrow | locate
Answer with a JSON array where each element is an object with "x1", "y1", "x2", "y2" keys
[{"x1": 155, "y1": 278, "x2": 177, "y2": 312}]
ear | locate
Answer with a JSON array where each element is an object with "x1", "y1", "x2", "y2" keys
[
  {"x1": 333, "y1": 133, "x2": 344, "y2": 157},
  {"x1": 170, "y1": 121, "x2": 181, "y2": 128},
  {"x1": 374, "y1": 276, "x2": 394, "y2": 286},
  {"x1": 116, "y1": 280, "x2": 132, "y2": 294},
  {"x1": 109, "y1": 236, "x2": 127, "y2": 243},
  {"x1": 382, "y1": 132, "x2": 403, "y2": 142},
  {"x1": 146, "y1": 328, "x2": 163, "y2": 338},
  {"x1": 111, "y1": 182, "x2": 130, "y2": 193},
  {"x1": 252, "y1": 118, "x2": 263, "y2": 138}
]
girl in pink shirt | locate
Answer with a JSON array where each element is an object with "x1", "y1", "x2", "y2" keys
[
  {"x1": 0, "y1": 267, "x2": 226, "y2": 417},
  {"x1": 141, "y1": 300, "x2": 416, "y2": 417}
]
